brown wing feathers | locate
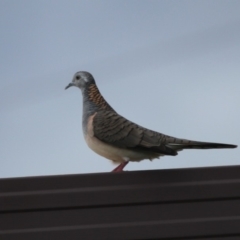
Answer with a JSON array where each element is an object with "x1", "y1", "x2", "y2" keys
[
  {"x1": 93, "y1": 111, "x2": 142, "y2": 147},
  {"x1": 93, "y1": 111, "x2": 236, "y2": 155},
  {"x1": 93, "y1": 111, "x2": 177, "y2": 156}
]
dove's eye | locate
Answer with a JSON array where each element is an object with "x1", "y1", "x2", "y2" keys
[{"x1": 76, "y1": 76, "x2": 80, "y2": 80}]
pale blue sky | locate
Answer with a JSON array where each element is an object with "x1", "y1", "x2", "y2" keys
[{"x1": 1, "y1": 0, "x2": 239, "y2": 178}]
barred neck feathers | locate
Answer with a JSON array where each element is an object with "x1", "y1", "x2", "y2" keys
[{"x1": 84, "y1": 83, "x2": 115, "y2": 112}]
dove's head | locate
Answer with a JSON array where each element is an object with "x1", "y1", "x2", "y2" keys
[{"x1": 65, "y1": 71, "x2": 95, "y2": 91}]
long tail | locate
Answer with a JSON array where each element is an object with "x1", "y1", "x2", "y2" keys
[{"x1": 165, "y1": 137, "x2": 237, "y2": 151}]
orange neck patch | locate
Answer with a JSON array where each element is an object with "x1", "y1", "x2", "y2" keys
[{"x1": 88, "y1": 84, "x2": 110, "y2": 110}]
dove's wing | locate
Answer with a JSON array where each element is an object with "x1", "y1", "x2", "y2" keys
[{"x1": 93, "y1": 111, "x2": 237, "y2": 155}]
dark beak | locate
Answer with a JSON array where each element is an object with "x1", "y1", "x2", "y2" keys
[{"x1": 65, "y1": 82, "x2": 74, "y2": 90}]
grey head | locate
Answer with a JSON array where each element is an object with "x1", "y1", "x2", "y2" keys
[
  {"x1": 65, "y1": 71, "x2": 114, "y2": 121},
  {"x1": 65, "y1": 71, "x2": 95, "y2": 91}
]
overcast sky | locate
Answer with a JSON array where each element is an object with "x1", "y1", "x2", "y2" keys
[{"x1": 1, "y1": 0, "x2": 239, "y2": 178}]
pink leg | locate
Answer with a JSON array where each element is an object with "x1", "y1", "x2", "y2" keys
[{"x1": 112, "y1": 162, "x2": 129, "y2": 172}]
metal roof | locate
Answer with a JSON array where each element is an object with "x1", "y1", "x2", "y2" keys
[{"x1": 1, "y1": 165, "x2": 240, "y2": 239}]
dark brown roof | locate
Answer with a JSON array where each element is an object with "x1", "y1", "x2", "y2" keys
[{"x1": 1, "y1": 165, "x2": 240, "y2": 239}]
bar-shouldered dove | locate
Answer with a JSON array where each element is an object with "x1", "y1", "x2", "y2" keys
[{"x1": 65, "y1": 71, "x2": 237, "y2": 172}]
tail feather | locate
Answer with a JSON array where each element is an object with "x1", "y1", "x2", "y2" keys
[{"x1": 166, "y1": 138, "x2": 237, "y2": 151}]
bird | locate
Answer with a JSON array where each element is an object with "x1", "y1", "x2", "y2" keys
[{"x1": 65, "y1": 71, "x2": 237, "y2": 172}]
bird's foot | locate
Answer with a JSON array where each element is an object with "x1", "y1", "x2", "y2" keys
[{"x1": 111, "y1": 162, "x2": 129, "y2": 172}]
